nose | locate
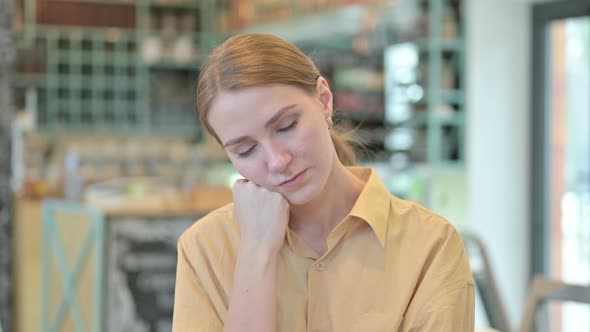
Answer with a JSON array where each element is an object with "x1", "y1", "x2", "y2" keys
[{"x1": 267, "y1": 142, "x2": 292, "y2": 173}]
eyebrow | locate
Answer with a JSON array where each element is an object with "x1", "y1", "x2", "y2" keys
[{"x1": 222, "y1": 104, "x2": 298, "y2": 148}]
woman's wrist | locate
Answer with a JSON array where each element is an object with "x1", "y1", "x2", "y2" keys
[
  {"x1": 238, "y1": 241, "x2": 280, "y2": 267},
  {"x1": 240, "y1": 235, "x2": 283, "y2": 254}
]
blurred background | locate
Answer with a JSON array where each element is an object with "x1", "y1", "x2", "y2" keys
[{"x1": 0, "y1": 0, "x2": 588, "y2": 331}]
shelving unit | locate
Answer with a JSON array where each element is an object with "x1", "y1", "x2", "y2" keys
[
  {"x1": 40, "y1": 29, "x2": 148, "y2": 132},
  {"x1": 13, "y1": 0, "x2": 221, "y2": 138},
  {"x1": 372, "y1": 0, "x2": 467, "y2": 215},
  {"x1": 384, "y1": 0, "x2": 465, "y2": 168}
]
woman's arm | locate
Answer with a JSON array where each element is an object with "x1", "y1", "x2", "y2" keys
[
  {"x1": 401, "y1": 228, "x2": 475, "y2": 332},
  {"x1": 407, "y1": 281, "x2": 475, "y2": 331},
  {"x1": 223, "y1": 244, "x2": 279, "y2": 332},
  {"x1": 172, "y1": 234, "x2": 224, "y2": 332},
  {"x1": 223, "y1": 179, "x2": 289, "y2": 332}
]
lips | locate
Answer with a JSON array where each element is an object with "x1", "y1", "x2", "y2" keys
[{"x1": 279, "y1": 169, "x2": 306, "y2": 187}]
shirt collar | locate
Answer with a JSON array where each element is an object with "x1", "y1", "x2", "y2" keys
[
  {"x1": 285, "y1": 167, "x2": 391, "y2": 251},
  {"x1": 346, "y1": 167, "x2": 391, "y2": 247}
]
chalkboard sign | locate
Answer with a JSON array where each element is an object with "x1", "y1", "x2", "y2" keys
[{"x1": 105, "y1": 216, "x2": 198, "y2": 332}]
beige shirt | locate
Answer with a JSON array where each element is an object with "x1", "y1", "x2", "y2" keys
[{"x1": 173, "y1": 167, "x2": 475, "y2": 331}]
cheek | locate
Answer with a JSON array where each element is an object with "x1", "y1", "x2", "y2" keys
[
  {"x1": 295, "y1": 124, "x2": 332, "y2": 159},
  {"x1": 292, "y1": 134, "x2": 314, "y2": 157},
  {"x1": 230, "y1": 158, "x2": 267, "y2": 185}
]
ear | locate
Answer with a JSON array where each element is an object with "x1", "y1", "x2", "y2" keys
[{"x1": 315, "y1": 76, "x2": 333, "y2": 119}]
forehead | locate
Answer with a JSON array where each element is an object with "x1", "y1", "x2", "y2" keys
[
  {"x1": 211, "y1": 85, "x2": 308, "y2": 115},
  {"x1": 207, "y1": 85, "x2": 311, "y2": 136}
]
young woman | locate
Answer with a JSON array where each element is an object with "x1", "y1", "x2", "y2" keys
[{"x1": 173, "y1": 33, "x2": 474, "y2": 332}]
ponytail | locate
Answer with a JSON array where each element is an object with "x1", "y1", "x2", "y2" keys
[{"x1": 330, "y1": 129, "x2": 358, "y2": 166}]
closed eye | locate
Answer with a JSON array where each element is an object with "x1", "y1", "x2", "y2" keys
[
  {"x1": 277, "y1": 120, "x2": 297, "y2": 133},
  {"x1": 237, "y1": 144, "x2": 257, "y2": 158}
]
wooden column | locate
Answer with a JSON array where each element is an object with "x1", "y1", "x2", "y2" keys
[{"x1": 0, "y1": 0, "x2": 14, "y2": 329}]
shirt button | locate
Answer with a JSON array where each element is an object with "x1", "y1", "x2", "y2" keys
[{"x1": 316, "y1": 262, "x2": 325, "y2": 271}]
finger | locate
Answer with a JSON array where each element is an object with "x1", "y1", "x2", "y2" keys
[{"x1": 232, "y1": 178, "x2": 248, "y2": 189}]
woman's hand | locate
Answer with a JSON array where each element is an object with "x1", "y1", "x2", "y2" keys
[
  {"x1": 232, "y1": 179, "x2": 290, "y2": 255},
  {"x1": 224, "y1": 179, "x2": 288, "y2": 332}
]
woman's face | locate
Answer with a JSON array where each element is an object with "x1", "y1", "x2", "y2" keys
[{"x1": 207, "y1": 79, "x2": 335, "y2": 205}]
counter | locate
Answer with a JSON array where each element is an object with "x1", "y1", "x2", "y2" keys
[{"x1": 13, "y1": 186, "x2": 232, "y2": 332}]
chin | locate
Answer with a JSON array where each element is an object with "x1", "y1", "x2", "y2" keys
[{"x1": 282, "y1": 185, "x2": 321, "y2": 206}]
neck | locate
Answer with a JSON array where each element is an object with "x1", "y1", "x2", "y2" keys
[{"x1": 288, "y1": 162, "x2": 364, "y2": 241}]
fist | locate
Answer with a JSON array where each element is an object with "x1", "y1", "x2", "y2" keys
[{"x1": 232, "y1": 179, "x2": 290, "y2": 254}]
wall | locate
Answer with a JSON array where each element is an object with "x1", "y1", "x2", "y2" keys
[{"x1": 466, "y1": 0, "x2": 561, "y2": 328}]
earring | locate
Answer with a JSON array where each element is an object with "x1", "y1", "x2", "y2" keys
[{"x1": 326, "y1": 117, "x2": 334, "y2": 129}]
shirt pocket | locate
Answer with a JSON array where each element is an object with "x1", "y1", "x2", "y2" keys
[{"x1": 354, "y1": 313, "x2": 403, "y2": 332}]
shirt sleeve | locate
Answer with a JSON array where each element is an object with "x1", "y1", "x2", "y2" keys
[
  {"x1": 408, "y1": 282, "x2": 475, "y2": 331},
  {"x1": 172, "y1": 233, "x2": 224, "y2": 332},
  {"x1": 401, "y1": 228, "x2": 475, "y2": 332}
]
